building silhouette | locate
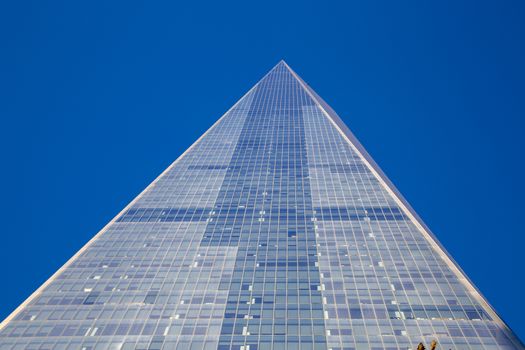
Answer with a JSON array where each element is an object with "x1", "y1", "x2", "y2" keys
[{"x1": 0, "y1": 61, "x2": 522, "y2": 350}]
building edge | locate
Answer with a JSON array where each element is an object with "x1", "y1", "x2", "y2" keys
[
  {"x1": 0, "y1": 64, "x2": 278, "y2": 331},
  {"x1": 282, "y1": 60, "x2": 525, "y2": 349}
]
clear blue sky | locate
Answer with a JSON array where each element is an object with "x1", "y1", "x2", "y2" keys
[{"x1": 1, "y1": 0, "x2": 524, "y2": 340}]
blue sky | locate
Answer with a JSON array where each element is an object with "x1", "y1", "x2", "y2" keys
[{"x1": 1, "y1": 0, "x2": 524, "y2": 340}]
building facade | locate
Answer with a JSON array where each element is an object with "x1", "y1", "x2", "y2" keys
[{"x1": 0, "y1": 61, "x2": 522, "y2": 350}]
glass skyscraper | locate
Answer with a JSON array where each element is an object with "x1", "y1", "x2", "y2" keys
[{"x1": 0, "y1": 61, "x2": 522, "y2": 350}]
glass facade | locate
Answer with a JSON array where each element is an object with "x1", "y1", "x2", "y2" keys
[{"x1": 0, "y1": 61, "x2": 522, "y2": 350}]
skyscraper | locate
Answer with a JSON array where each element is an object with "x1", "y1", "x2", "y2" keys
[{"x1": 0, "y1": 61, "x2": 522, "y2": 350}]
